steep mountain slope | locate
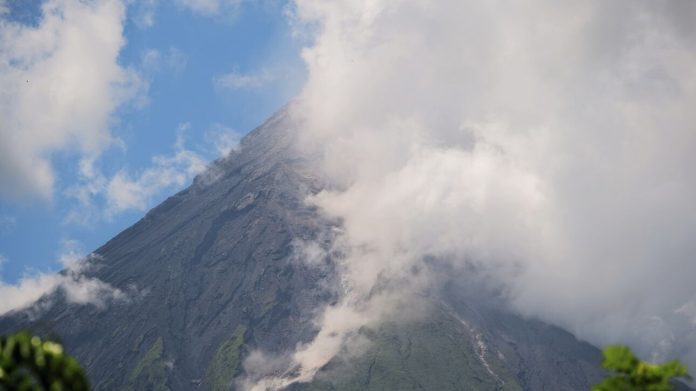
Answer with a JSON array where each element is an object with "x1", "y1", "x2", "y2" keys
[
  {"x1": 1, "y1": 109, "x2": 607, "y2": 390},
  {"x1": 299, "y1": 298, "x2": 604, "y2": 391}
]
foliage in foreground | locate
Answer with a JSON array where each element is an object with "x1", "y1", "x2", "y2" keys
[
  {"x1": 0, "y1": 331, "x2": 89, "y2": 391},
  {"x1": 593, "y1": 345, "x2": 691, "y2": 391}
]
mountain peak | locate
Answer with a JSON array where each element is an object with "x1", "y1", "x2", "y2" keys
[{"x1": 1, "y1": 110, "x2": 607, "y2": 390}]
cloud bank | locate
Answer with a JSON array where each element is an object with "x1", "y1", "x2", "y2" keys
[
  {"x1": 250, "y1": 0, "x2": 696, "y2": 387},
  {"x1": 0, "y1": 0, "x2": 145, "y2": 200}
]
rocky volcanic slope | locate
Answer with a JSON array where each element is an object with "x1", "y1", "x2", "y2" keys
[{"x1": 1, "y1": 109, "x2": 608, "y2": 390}]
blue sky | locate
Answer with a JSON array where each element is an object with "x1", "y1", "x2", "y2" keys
[{"x1": 0, "y1": 0, "x2": 305, "y2": 284}]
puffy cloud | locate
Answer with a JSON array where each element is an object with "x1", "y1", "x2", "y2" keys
[
  {"x1": 0, "y1": 0, "x2": 146, "y2": 200},
  {"x1": 250, "y1": 0, "x2": 696, "y2": 387},
  {"x1": 0, "y1": 242, "x2": 128, "y2": 316}
]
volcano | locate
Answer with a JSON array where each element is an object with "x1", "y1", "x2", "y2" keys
[{"x1": 0, "y1": 109, "x2": 609, "y2": 390}]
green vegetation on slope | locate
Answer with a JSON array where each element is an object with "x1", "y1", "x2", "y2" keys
[
  {"x1": 205, "y1": 325, "x2": 247, "y2": 391},
  {"x1": 126, "y1": 336, "x2": 170, "y2": 391}
]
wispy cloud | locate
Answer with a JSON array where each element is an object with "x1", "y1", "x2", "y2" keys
[
  {"x1": 104, "y1": 131, "x2": 207, "y2": 216},
  {"x1": 0, "y1": 241, "x2": 130, "y2": 316},
  {"x1": 676, "y1": 300, "x2": 696, "y2": 327},
  {"x1": 175, "y1": 0, "x2": 241, "y2": 17},
  {"x1": 65, "y1": 122, "x2": 239, "y2": 223},
  {"x1": 130, "y1": 0, "x2": 158, "y2": 28},
  {"x1": 141, "y1": 46, "x2": 188, "y2": 76},
  {"x1": 0, "y1": 215, "x2": 15, "y2": 235},
  {"x1": 214, "y1": 69, "x2": 275, "y2": 90},
  {"x1": 204, "y1": 123, "x2": 243, "y2": 157}
]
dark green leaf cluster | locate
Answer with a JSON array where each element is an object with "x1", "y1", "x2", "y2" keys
[
  {"x1": 593, "y1": 345, "x2": 690, "y2": 391},
  {"x1": 0, "y1": 331, "x2": 89, "y2": 391}
]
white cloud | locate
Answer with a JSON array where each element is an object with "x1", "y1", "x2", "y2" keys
[
  {"x1": 0, "y1": 243, "x2": 128, "y2": 316},
  {"x1": 248, "y1": 0, "x2": 696, "y2": 387},
  {"x1": 176, "y1": 0, "x2": 241, "y2": 16},
  {"x1": 0, "y1": 0, "x2": 146, "y2": 200},
  {"x1": 214, "y1": 68, "x2": 275, "y2": 90}
]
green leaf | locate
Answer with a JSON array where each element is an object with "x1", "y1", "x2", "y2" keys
[
  {"x1": 0, "y1": 331, "x2": 89, "y2": 391},
  {"x1": 593, "y1": 345, "x2": 690, "y2": 391}
]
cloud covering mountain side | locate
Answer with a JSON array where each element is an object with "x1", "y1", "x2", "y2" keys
[{"x1": 249, "y1": 0, "x2": 696, "y2": 388}]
